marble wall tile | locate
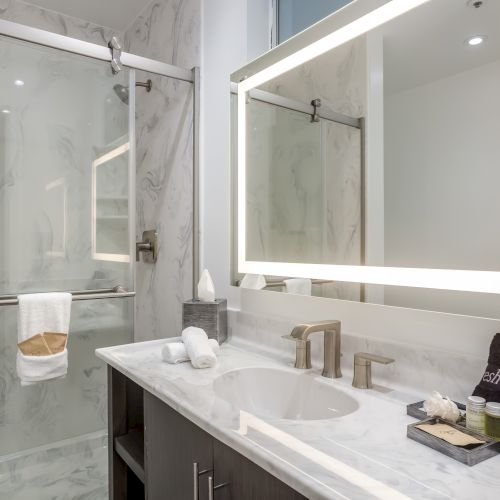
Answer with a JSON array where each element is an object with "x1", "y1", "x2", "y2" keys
[
  {"x1": 263, "y1": 37, "x2": 366, "y2": 118},
  {"x1": 124, "y1": 0, "x2": 200, "y2": 341},
  {"x1": 229, "y1": 309, "x2": 488, "y2": 403},
  {"x1": 0, "y1": 430, "x2": 107, "y2": 499},
  {"x1": 124, "y1": 0, "x2": 200, "y2": 68},
  {"x1": 133, "y1": 73, "x2": 194, "y2": 341},
  {"x1": 0, "y1": 0, "x2": 118, "y2": 46}
]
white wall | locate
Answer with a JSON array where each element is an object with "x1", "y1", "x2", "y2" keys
[
  {"x1": 201, "y1": 2, "x2": 500, "y2": 359},
  {"x1": 384, "y1": 59, "x2": 500, "y2": 317},
  {"x1": 201, "y1": 0, "x2": 266, "y2": 308}
]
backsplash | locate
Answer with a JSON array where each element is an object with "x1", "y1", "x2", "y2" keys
[{"x1": 228, "y1": 309, "x2": 488, "y2": 404}]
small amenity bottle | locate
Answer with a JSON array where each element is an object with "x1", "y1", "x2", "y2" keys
[
  {"x1": 466, "y1": 395, "x2": 486, "y2": 434},
  {"x1": 485, "y1": 402, "x2": 500, "y2": 440}
]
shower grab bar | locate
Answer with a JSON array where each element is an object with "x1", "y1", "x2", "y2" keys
[{"x1": 0, "y1": 286, "x2": 135, "y2": 306}]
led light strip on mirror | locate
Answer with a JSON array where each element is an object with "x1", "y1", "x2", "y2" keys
[{"x1": 235, "y1": 0, "x2": 500, "y2": 295}]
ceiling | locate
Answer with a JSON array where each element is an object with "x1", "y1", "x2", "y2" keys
[
  {"x1": 25, "y1": 0, "x2": 151, "y2": 32},
  {"x1": 381, "y1": 0, "x2": 500, "y2": 94}
]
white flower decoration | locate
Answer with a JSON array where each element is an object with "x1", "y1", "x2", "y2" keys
[{"x1": 423, "y1": 391, "x2": 460, "y2": 423}]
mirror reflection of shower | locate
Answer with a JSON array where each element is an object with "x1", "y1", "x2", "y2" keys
[{"x1": 113, "y1": 79, "x2": 152, "y2": 104}]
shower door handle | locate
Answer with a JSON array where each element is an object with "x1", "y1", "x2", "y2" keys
[{"x1": 136, "y1": 229, "x2": 158, "y2": 263}]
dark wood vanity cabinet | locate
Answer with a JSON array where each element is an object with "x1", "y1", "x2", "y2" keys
[
  {"x1": 144, "y1": 391, "x2": 213, "y2": 500},
  {"x1": 108, "y1": 367, "x2": 307, "y2": 500},
  {"x1": 213, "y1": 440, "x2": 306, "y2": 500}
]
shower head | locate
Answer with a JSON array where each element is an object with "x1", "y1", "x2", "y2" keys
[
  {"x1": 113, "y1": 84, "x2": 129, "y2": 104},
  {"x1": 113, "y1": 79, "x2": 153, "y2": 105}
]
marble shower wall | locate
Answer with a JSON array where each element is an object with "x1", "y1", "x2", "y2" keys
[
  {"x1": 0, "y1": 0, "x2": 117, "y2": 46},
  {"x1": 124, "y1": 0, "x2": 200, "y2": 341}
]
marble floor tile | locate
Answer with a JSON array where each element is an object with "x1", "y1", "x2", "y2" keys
[{"x1": 0, "y1": 431, "x2": 108, "y2": 500}]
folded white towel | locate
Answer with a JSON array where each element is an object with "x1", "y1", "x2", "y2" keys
[
  {"x1": 284, "y1": 278, "x2": 312, "y2": 296},
  {"x1": 239, "y1": 274, "x2": 267, "y2": 290},
  {"x1": 162, "y1": 339, "x2": 220, "y2": 364},
  {"x1": 181, "y1": 326, "x2": 217, "y2": 369},
  {"x1": 17, "y1": 292, "x2": 72, "y2": 385}
]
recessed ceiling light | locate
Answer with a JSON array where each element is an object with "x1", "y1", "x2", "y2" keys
[
  {"x1": 466, "y1": 35, "x2": 487, "y2": 46},
  {"x1": 14, "y1": 79, "x2": 24, "y2": 86},
  {"x1": 2, "y1": 109, "x2": 11, "y2": 114},
  {"x1": 467, "y1": 0, "x2": 486, "y2": 9}
]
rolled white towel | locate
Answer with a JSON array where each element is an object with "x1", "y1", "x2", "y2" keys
[
  {"x1": 181, "y1": 326, "x2": 217, "y2": 369},
  {"x1": 162, "y1": 339, "x2": 220, "y2": 364}
]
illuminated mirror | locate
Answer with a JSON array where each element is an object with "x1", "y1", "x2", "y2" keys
[{"x1": 231, "y1": 0, "x2": 500, "y2": 318}]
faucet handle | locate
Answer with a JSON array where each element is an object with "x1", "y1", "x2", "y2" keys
[
  {"x1": 354, "y1": 352, "x2": 394, "y2": 366},
  {"x1": 352, "y1": 352, "x2": 394, "y2": 389}
]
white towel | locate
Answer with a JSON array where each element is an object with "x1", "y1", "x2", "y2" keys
[
  {"x1": 181, "y1": 326, "x2": 217, "y2": 369},
  {"x1": 162, "y1": 339, "x2": 220, "y2": 364},
  {"x1": 17, "y1": 292, "x2": 72, "y2": 385},
  {"x1": 284, "y1": 278, "x2": 312, "y2": 296},
  {"x1": 239, "y1": 274, "x2": 267, "y2": 290}
]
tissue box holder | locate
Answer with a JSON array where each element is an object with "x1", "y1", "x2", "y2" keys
[{"x1": 183, "y1": 298, "x2": 227, "y2": 344}]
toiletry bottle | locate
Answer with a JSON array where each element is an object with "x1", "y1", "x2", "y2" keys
[
  {"x1": 466, "y1": 395, "x2": 486, "y2": 434},
  {"x1": 485, "y1": 402, "x2": 500, "y2": 440}
]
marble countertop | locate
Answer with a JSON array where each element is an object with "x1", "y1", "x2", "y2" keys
[{"x1": 96, "y1": 339, "x2": 500, "y2": 500}]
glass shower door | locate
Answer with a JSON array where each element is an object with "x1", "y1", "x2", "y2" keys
[{"x1": 0, "y1": 35, "x2": 135, "y2": 499}]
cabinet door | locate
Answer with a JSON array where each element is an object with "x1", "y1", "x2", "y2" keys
[
  {"x1": 212, "y1": 440, "x2": 307, "y2": 500},
  {"x1": 144, "y1": 392, "x2": 213, "y2": 500}
]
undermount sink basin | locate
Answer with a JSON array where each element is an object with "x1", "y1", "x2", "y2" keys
[{"x1": 213, "y1": 367, "x2": 359, "y2": 421}]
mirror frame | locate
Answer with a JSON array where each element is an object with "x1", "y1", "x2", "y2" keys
[{"x1": 233, "y1": 0, "x2": 500, "y2": 295}]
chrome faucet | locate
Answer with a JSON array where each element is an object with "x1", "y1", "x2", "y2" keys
[{"x1": 283, "y1": 320, "x2": 342, "y2": 378}]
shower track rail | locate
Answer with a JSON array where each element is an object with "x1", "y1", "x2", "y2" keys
[
  {"x1": 0, "y1": 19, "x2": 193, "y2": 82},
  {"x1": 0, "y1": 286, "x2": 135, "y2": 306}
]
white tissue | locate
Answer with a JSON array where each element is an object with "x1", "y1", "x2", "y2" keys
[
  {"x1": 423, "y1": 391, "x2": 460, "y2": 423},
  {"x1": 239, "y1": 274, "x2": 267, "y2": 290},
  {"x1": 198, "y1": 269, "x2": 215, "y2": 302}
]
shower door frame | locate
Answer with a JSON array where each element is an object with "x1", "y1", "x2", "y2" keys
[{"x1": 0, "y1": 18, "x2": 201, "y2": 297}]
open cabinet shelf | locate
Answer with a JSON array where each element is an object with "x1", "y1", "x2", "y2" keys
[{"x1": 114, "y1": 427, "x2": 145, "y2": 483}]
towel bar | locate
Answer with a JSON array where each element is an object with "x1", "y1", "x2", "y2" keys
[
  {"x1": 0, "y1": 286, "x2": 135, "y2": 306},
  {"x1": 264, "y1": 279, "x2": 334, "y2": 288},
  {"x1": 236, "y1": 278, "x2": 334, "y2": 288}
]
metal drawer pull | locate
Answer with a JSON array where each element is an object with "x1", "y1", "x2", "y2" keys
[
  {"x1": 193, "y1": 462, "x2": 199, "y2": 500},
  {"x1": 193, "y1": 462, "x2": 212, "y2": 500},
  {"x1": 208, "y1": 476, "x2": 229, "y2": 500}
]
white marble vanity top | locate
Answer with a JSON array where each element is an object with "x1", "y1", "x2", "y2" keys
[{"x1": 96, "y1": 339, "x2": 500, "y2": 500}]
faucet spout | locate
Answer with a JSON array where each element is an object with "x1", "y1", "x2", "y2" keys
[{"x1": 288, "y1": 320, "x2": 342, "y2": 379}]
